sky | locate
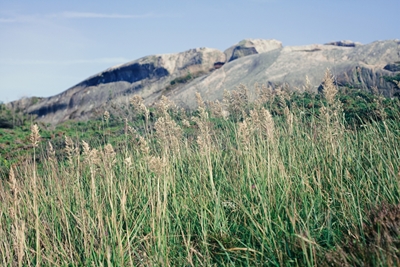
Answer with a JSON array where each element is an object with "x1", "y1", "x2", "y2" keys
[{"x1": 0, "y1": 0, "x2": 399, "y2": 103}]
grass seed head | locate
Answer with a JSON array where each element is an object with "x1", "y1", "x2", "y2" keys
[
  {"x1": 103, "y1": 110, "x2": 110, "y2": 122},
  {"x1": 65, "y1": 136, "x2": 75, "y2": 165},
  {"x1": 322, "y1": 69, "x2": 338, "y2": 105},
  {"x1": 195, "y1": 92, "x2": 206, "y2": 112},
  {"x1": 47, "y1": 141, "x2": 56, "y2": 162},
  {"x1": 29, "y1": 124, "x2": 40, "y2": 147}
]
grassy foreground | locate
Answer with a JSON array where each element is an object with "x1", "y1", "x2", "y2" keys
[{"x1": 1, "y1": 73, "x2": 400, "y2": 266}]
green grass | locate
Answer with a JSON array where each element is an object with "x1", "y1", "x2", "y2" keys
[{"x1": 1, "y1": 83, "x2": 400, "y2": 266}]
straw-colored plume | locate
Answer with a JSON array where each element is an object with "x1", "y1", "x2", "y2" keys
[
  {"x1": 9, "y1": 165, "x2": 18, "y2": 199},
  {"x1": 103, "y1": 110, "x2": 110, "y2": 122},
  {"x1": 29, "y1": 124, "x2": 40, "y2": 147},
  {"x1": 260, "y1": 108, "x2": 274, "y2": 141},
  {"x1": 322, "y1": 69, "x2": 338, "y2": 105},
  {"x1": 284, "y1": 106, "x2": 294, "y2": 134},
  {"x1": 275, "y1": 86, "x2": 289, "y2": 109},
  {"x1": 182, "y1": 119, "x2": 191, "y2": 128},
  {"x1": 238, "y1": 119, "x2": 251, "y2": 151},
  {"x1": 124, "y1": 157, "x2": 132, "y2": 169},
  {"x1": 195, "y1": 92, "x2": 206, "y2": 111},
  {"x1": 192, "y1": 104, "x2": 212, "y2": 156},
  {"x1": 47, "y1": 141, "x2": 56, "y2": 162},
  {"x1": 65, "y1": 136, "x2": 76, "y2": 165},
  {"x1": 302, "y1": 75, "x2": 314, "y2": 93},
  {"x1": 148, "y1": 156, "x2": 166, "y2": 176},
  {"x1": 154, "y1": 95, "x2": 176, "y2": 117},
  {"x1": 138, "y1": 135, "x2": 150, "y2": 156},
  {"x1": 104, "y1": 144, "x2": 116, "y2": 162},
  {"x1": 223, "y1": 84, "x2": 249, "y2": 119},
  {"x1": 255, "y1": 84, "x2": 273, "y2": 107},
  {"x1": 154, "y1": 114, "x2": 182, "y2": 153},
  {"x1": 130, "y1": 95, "x2": 146, "y2": 112},
  {"x1": 208, "y1": 100, "x2": 225, "y2": 119},
  {"x1": 81, "y1": 140, "x2": 92, "y2": 164}
]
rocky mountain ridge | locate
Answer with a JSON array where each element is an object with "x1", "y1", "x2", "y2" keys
[{"x1": 7, "y1": 38, "x2": 400, "y2": 125}]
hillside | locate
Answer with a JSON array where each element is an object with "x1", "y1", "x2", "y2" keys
[
  {"x1": 1, "y1": 78, "x2": 400, "y2": 265},
  {"x1": 6, "y1": 39, "x2": 400, "y2": 125}
]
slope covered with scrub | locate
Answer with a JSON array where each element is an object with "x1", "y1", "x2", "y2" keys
[{"x1": 1, "y1": 72, "x2": 400, "y2": 266}]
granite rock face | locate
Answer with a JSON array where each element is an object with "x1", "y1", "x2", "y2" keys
[
  {"x1": 224, "y1": 39, "x2": 282, "y2": 62},
  {"x1": 8, "y1": 47, "x2": 225, "y2": 124},
  {"x1": 7, "y1": 39, "x2": 400, "y2": 124},
  {"x1": 168, "y1": 40, "x2": 400, "y2": 109}
]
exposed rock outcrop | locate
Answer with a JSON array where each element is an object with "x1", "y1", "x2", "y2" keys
[
  {"x1": 167, "y1": 40, "x2": 400, "y2": 109},
  {"x1": 223, "y1": 39, "x2": 282, "y2": 62},
  {"x1": 324, "y1": 40, "x2": 363, "y2": 47},
  {"x1": 7, "y1": 39, "x2": 400, "y2": 125},
  {"x1": 9, "y1": 47, "x2": 224, "y2": 124}
]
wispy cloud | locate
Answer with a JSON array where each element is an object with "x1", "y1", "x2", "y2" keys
[
  {"x1": 0, "y1": 11, "x2": 166, "y2": 23},
  {"x1": 1, "y1": 57, "x2": 131, "y2": 65},
  {"x1": 0, "y1": 15, "x2": 38, "y2": 23},
  {"x1": 53, "y1": 12, "x2": 155, "y2": 19}
]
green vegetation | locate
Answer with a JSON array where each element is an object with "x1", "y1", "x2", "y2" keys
[
  {"x1": 1, "y1": 72, "x2": 400, "y2": 266},
  {"x1": 166, "y1": 71, "x2": 207, "y2": 91}
]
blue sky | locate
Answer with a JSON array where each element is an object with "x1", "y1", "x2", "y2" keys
[{"x1": 1, "y1": 0, "x2": 399, "y2": 103}]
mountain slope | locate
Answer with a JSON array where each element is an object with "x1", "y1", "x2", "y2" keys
[{"x1": 7, "y1": 39, "x2": 400, "y2": 124}]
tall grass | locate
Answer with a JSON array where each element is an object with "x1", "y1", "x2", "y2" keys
[{"x1": 1, "y1": 73, "x2": 400, "y2": 266}]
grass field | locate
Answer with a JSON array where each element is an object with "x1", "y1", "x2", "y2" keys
[{"x1": 1, "y1": 72, "x2": 400, "y2": 266}]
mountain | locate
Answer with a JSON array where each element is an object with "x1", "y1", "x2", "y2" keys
[{"x1": 7, "y1": 39, "x2": 400, "y2": 124}]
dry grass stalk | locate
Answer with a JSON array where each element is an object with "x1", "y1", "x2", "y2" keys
[
  {"x1": 127, "y1": 125, "x2": 137, "y2": 135},
  {"x1": 207, "y1": 100, "x2": 225, "y2": 119},
  {"x1": 30, "y1": 124, "x2": 40, "y2": 147},
  {"x1": 130, "y1": 95, "x2": 150, "y2": 132},
  {"x1": 81, "y1": 139, "x2": 100, "y2": 166},
  {"x1": 148, "y1": 156, "x2": 166, "y2": 177},
  {"x1": 103, "y1": 110, "x2": 110, "y2": 123},
  {"x1": 302, "y1": 75, "x2": 314, "y2": 93},
  {"x1": 182, "y1": 119, "x2": 191, "y2": 128},
  {"x1": 47, "y1": 142, "x2": 56, "y2": 163},
  {"x1": 195, "y1": 92, "x2": 206, "y2": 111},
  {"x1": 9, "y1": 165, "x2": 17, "y2": 200},
  {"x1": 260, "y1": 108, "x2": 275, "y2": 141},
  {"x1": 275, "y1": 86, "x2": 289, "y2": 109},
  {"x1": 14, "y1": 221, "x2": 26, "y2": 267},
  {"x1": 223, "y1": 84, "x2": 249, "y2": 120},
  {"x1": 322, "y1": 69, "x2": 338, "y2": 106},
  {"x1": 138, "y1": 135, "x2": 150, "y2": 156},
  {"x1": 238, "y1": 119, "x2": 251, "y2": 151},
  {"x1": 124, "y1": 157, "x2": 132, "y2": 169},
  {"x1": 103, "y1": 144, "x2": 116, "y2": 165},
  {"x1": 255, "y1": 84, "x2": 273, "y2": 108},
  {"x1": 319, "y1": 106, "x2": 330, "y2": 126},
  {"x1": 154, "y1": 96, "x2": 176, "y2": 117},
  {"x1": 192, "y1": 107, "x2": 212, "y2": 156},
  {"x1": 154, "y1": 113, "x2": 182, "y2": 154},
  {"x1": 284, "y1": 106, "x2": 294, "y2": 135},
  {"x1": 124, "y1": 118, "x2": 128, "y2": 136},
  {"x1": 81, "y1": 140, "x2": 91, "y2": 164},
  {"x1": 65, "y1": 136, "x2": 76, "y2": 165},
  {"x1": 130, "y1": 95, "x2": 147, "y2": 114}
]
